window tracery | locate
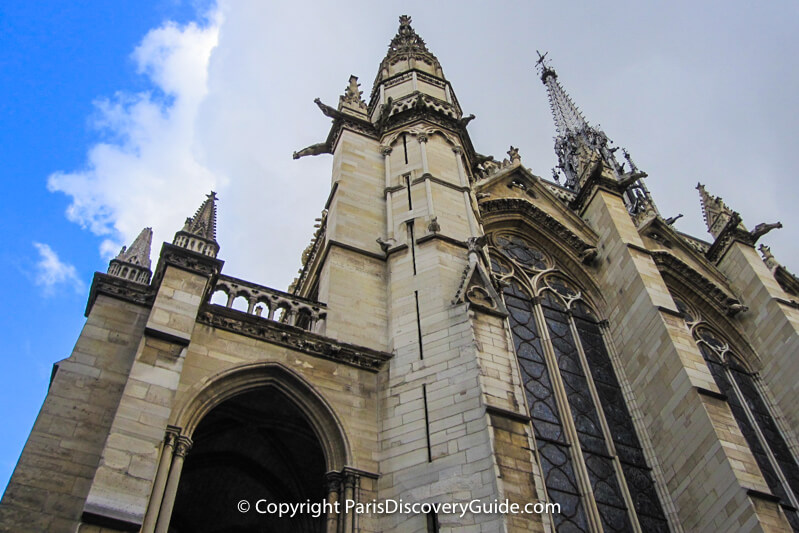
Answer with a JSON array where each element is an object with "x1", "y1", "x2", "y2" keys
[
  {"x1": 490, "y1": 231, "x2": 669, "y2": 533},
  {"x1": 673, "y1": 297, "x2": 799, "y2": 531}
]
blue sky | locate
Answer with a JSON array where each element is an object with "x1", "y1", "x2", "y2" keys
[{"x1": 2, "y1": 1, "x2": 798, "y2": 494}]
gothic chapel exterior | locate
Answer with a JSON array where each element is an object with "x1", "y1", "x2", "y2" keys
[{"x1": 3, "y1": 16, "x2": 799, "y2": 533}]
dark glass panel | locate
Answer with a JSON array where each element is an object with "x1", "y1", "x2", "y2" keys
[
  {"x1": 543, "y1": 305, "x2": 633, "y2": 531},
  {"x1": 729, "y1": 360, "x2": 799, "y2": 501},
  {"x1": 504, "y1": 280, "x2": 589, "y2": 531},
  {"x1": 574, "y1": 315, "x2": 669, "y2": 524},
  {"x1": 699, "y1": 345, "x2": 794, "y2": 510}
]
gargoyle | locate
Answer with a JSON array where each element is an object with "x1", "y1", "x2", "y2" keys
[
  {"x1": 750, "y1": 222, "x2": 782, "y2": 241},
  {"x1": 293, "y1": 142, "x2": 331, "y2": 160},
  {"x1": 665, "y1": 214, "x2": 683, "y2": 225},
  {"x1": 579, "y1": 247, "x2": 598, "y2": 264},
  {"x1": 458, "y1": 114, "x2": 476, "y2": 127},
  {"x1": 726, "y1": 302, "x2": 748, "y2": 317},
  {"x1": 375, "y1": 97, "x2": 394, "y2": 130},
  {"x1": 313, "y1": 98, "x2": 337, "y2": 119},
  {"x1": 617, "y1": 170, "x2": 648, "y2": 190}
]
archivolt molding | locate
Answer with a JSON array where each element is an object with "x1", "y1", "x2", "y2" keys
[
  {"x1": 172, "y1": 361, "x2": 351, "y2": 471},
  {"x1": 651, "y1": 251, "x2": 745, "y2": 317},
  {"x1": 669, "y1": 292, "x2": 762, "y2": 372},
  {"x1": 480, "y1": 198, "x2": 598, "y2": 264}
]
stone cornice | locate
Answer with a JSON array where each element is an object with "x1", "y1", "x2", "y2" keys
[
  {"x1": 153, "y1": 243, "x2": 224, "y2": 282},
  {"x1": 415, "y1": 233, "x2": 469, "y2": 250},
  {"x1": 651, "y1": 251, "x2": 743, "y2": 314},
  {"x1": 479, "y1": 197, "x2": 596, "y2": 257},
  {"x1": 197, "y1": 304, "x2": 392, "y2": 372},
  {"x1": 412, "y1": 173, "x2": 470, "y2": 193},
  {"x1": 85, "y1": 272, "x2": 154, "y2": 317}
]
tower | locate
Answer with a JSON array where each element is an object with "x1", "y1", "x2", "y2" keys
[{"x1": 2, "y1": 15, "x2": 799, "y2": 533}]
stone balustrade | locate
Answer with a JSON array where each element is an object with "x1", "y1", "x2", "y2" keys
[{"x1": 210, "y1": 274, "x2": 326, "y2": 331}]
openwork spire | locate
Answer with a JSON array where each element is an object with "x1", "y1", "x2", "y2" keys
[
  {"x1": 536, "y1": 52, "x2": 654, "y2": 217},
  {"x1": 107, "y1": 227, "x2": 153, "y2": 284},
  {"x1": 696, "y1": 183, "x2": 740, "y2": 238},
  {"x1": 537, "y1": 53, "x2": 588, "y2": 136},
  {"x1": 173, "y1": 191, "x2": 220, "y2": 258}
]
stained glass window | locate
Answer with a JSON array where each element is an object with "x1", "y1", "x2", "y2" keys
[
  {"x1": 683, "y1": 313, "x2": 799, "y2": 532},
  {"x1": 492, "y1": 232, "x2": 670, "y2": 532}
]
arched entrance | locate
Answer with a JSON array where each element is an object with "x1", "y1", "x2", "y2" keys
[
  {"x1": 143, "y1": 363, "x2": 351, "y2": 533},
  {"x1": 168, "y1": 387, "x2": 327, "y2": 532}
]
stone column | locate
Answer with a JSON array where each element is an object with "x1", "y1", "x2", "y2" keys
[
  {"x1": 382, "y1": 146, "x2": 394, "y2": 240},
  {"x1": 418, "y1": 134, "x2": 429, "y2": 175},
  {"x1": 341, "y1": 470, "x2": 358, "y2": 533},
  {"x1": 141, "y1": 427, "x2": 179, "y2": 533},
  {"x1": 325, "y1": 471, "x2": 342, "y2": 533},
  {"x1": 154, "y1": 435, "x2": 192, "y2": 533},
  {"x1": 453, "y1": 146, "x2": 477, "y2": 236}
]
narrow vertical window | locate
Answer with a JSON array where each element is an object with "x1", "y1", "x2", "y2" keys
[
  {"x1": 673, "y1": 303, "x2": 799, "y2": 533},
  {"x1": 492, "y1": 231, "x2": 669, "y2": 533}
]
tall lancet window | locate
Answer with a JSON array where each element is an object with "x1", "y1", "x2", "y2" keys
[
  {"x1": 490, "y1": 232, "x2": 669, "y2": 533},
  {"x1": 673, "y1": 298, "x2": 799, "y2": 531}
]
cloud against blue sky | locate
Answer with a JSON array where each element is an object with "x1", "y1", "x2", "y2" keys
[{"x1": 1, "y1": 0, "x2": 797, "y2": 492}]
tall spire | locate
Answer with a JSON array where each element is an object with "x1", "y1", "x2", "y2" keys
[
  {"x1": 537, "y1": 53, "x2": 588, "y2": 136},
  {"x1": 696, "y1": 183, "x2": 744, "y2": 238},
  {"x1": 536, "y1": 52, "x2": 654, "y2": 217},
  {"x1": 173, "y1": 191, "x2": 220, "y2": 258},
  {"x1": 107, "y1": 227, "x2": 153, "y2": 284}
]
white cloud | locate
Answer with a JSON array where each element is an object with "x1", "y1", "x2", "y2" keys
[
  {"x1": 32, "y1": 243, "x2": 84, "y2": 295},
  {"x1": 44, "y1": 1, "x2": 799, "y2": 291},
  {"x1": 47, "y1": 7, "x2": 223, "y2": 260}
]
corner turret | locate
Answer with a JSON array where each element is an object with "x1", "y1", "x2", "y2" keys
[
  {"x1": 172, "y1": 191, "x2": 219, "y2": 258},
  {"x1": 107, "y1": 227, "x2": 153, "y2": 284}
]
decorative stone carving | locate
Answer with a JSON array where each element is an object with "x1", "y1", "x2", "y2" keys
[
  {"x1": 197, "y1": 305, "x2": 392, "y2": 372},
  {"x1": 480, "y1": 198, "x2": 596, "y2": 259},
  {"x1": 293, "y1": 142, "x2": 332, "y2": 160}
]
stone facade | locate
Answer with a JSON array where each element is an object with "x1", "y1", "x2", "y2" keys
[{"x1": 2, "y1": 15, "x2": 799, "y2": 533}]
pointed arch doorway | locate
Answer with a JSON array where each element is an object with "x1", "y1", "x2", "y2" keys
[{"x1": 151, "y1": 363, "x2": 350, "y2": 533}]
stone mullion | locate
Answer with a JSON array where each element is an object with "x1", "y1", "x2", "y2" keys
[
  {"x1": 568, "y1": 314, "x2": 642, "y2": 533},
  {"x1": 727, "y1": 367, "x2": 799, "y2": 509},
  {"x1": 532, "y1": 302, "x2": 603, "y2": 533},
  {"x1": 599, "y1": 322, "x2": 684, "y2": 533}
]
